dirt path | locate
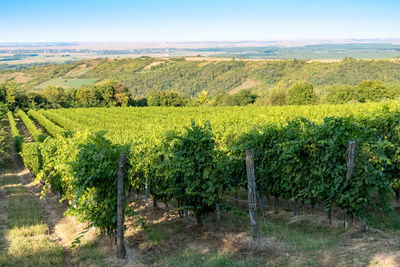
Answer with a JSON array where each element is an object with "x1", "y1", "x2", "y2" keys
[
  {"x1": 1, "y1": 117, "x2": 145, "y2": 266},
  {"x1": 0, "y1": 146, "x2": 64, "y2": 265},
  {"x1": 0, "y1": 125, "x2": 75, "y2": 266}
]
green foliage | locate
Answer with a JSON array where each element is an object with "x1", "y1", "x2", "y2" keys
[
  {"x1": 147, "y1": 90, "x2": 188, "y2": 107},
  {"x1": 197, "y1": 90, "x2": 209, "y2": 105},
  {"x1": 68, "y1": 133, "x2": 129, "y2": 232},
  {"x1": 20, "y1": 142, "x2": 42, "y2": 175},
  {"x1": 255, "y1": 82, "x2": 288, "y2": 106},
  {"x1": 323, "y1": 80, "x2": 395, "y2": 104},
  {"x1": 74, "y1": 80, "x2": 131, "y2": 107},
  {"x1": 212, "y1": 90, "x2": 258, "y2": 106},
  {"x1": 0, "y1": 123, "x2": 11, "y2": 171},
  {"x1": 7, "y1": 111, "x2": 23, "y2": 153},
  {"x1": 267, "y1": 82, "x2": 288, "y2": 106},
  {"x1": 288, "y1": 82, "x2": 317, "y2": 105},
  {"x1": 225, "y1": 89, "x2": 258, "y2": 106},
  {"x1": 36, "y1": 137, "x2": 74, "y2": 198},
  {"x1": 75, "y1": 86, "x2": 98, "y2": 107},
  {"x1": 40, "y1": 110, "x2": 83, "y2": 132},
  {"x1": 28, "y1": 110, "x2": 66, "y2": 137},
  {"x1": 161, "y1": 248, "x2": 258, "y2": 267},
  {"x1": 5, "y1": 81, "x2": 18, "y2": 111},
  {"x1": 83, "y1": 58, "x2": 247, "y2": 97},
  {"x1": 29, "y1": 102, "x2": 400, "y2": 229},
  {"x1": 77, "y1": 57, "x2": 400, "y2": 99},
  {"x1": 1, "y1": 81, "x2": 32, "y2": 111},
  {"x1": 0, "y1": 83, "x2": 6, "y2": 103},
  {"x1": 0, "y1": 103, "x2": 7, "y2": 118},
  {"x1": 356, "y1": 80, "x2": 393, "y2": 102},
  {"x1": 31, "y1": 131, "x2": 129, "y2": 233},
  {"x1": 5, "y1": 57, "x2": 400, "y2": 110},
  {"x1": 239, "y1": 114, "x2": 395, "y2": 216},
  {"x1": 163, "y1": 121, "x2": 224, "y2": 222},
  {"x1": 16, "y1": 110, "x2": 47, "y2": 142},
  {"x1": 41, "y1": 86, "x2": 69, "y2": 109}
]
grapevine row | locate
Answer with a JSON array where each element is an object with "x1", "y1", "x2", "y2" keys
[
  {"x1": 7, "y1": 111, "x2": 23, "y2": 152},
  {"x1": 28, "y1": 110, "x2": 66, "y2": 137},
  {"x1": 20, "y1": 102, "x2": 400, "y2": 232},
  {"x1": 16, "y1": 110, "x2": 47, "y2": 142}
]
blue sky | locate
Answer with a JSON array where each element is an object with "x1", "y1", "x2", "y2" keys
[{"x1": 0, "y1": 0, "x2": 399, "y2": 42}]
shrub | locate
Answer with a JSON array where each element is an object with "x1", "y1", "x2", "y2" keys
[
  {"x1": 288, "y1": 82, "x2": 317, "y2": 105},
  {"x1": 147, "y1": 90, "x2": 188, "y2": 107},
  {"x1": 267, "y1": 82, "x2": 288, "y2": 106}
]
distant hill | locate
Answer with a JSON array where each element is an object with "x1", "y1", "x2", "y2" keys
[{"x1": 3, "y1": 56, "x2": 400, "y2": 97}]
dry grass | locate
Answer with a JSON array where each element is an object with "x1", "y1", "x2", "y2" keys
[
  {"x1": 63, "y1": 63, "x2": 92, "y2": 78},
  {"x1": 144, "y1": 61, "x2": 165, "y2": 70},
  {"x1": 220, "y1": 233, "x2": 284, "y2": 258},
  {"x1": 0, "y1": 72, "x2": 32, "y2": 83},
  {"x1": 229, "y1": 79, "x2": 262, "y2": 95},
  {"x1": 13, "y1": 72, "x2": 33, "y2": 83},
  {"x1": 0, "y1": 174, "x2": 64, "y2": 267}
]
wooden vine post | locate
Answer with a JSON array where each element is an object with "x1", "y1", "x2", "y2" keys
[
  {"x1": 246, "y1": 149, "x2": 258, "y2": 239},
  {"x1": 117, "y1": 154, "x2": 127, "y2": 259},
  {"x1": 216, "y1": 204, "x2": 221, "y2": 230},
  {"x1": 145, "y1": 179, "x2": 149, "y2": 204},
  {"x1": 345, "y1": 141, "x2": 356, "y2": 229},
  {"x1": 346, "y1": 141, "x2": 356, "y2": 181}
]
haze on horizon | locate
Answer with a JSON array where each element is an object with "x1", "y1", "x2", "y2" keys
[{"x1": 1, "y1": 0, "x2": 399, "y2": 43}]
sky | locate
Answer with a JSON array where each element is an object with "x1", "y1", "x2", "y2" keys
[{"x1": 0, "y1": 0, "x2": 399, "y2": 42}]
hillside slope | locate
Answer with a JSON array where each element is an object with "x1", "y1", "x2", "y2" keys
[{"x1": 4, "y1": 57, "x2": 400, "y2": 97}]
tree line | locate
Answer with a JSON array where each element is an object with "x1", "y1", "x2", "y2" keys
[{"x1": 1, "y1": 78, "x2": 398, "y2": 114}]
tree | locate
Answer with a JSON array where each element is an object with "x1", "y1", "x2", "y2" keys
[
  {"x1": 147, "y1": 90, "x2": 188, "y2": 107},
  {"x1": 113, "y1": 83, "x2": 131, "y2": 107},
  {"x1": 267, "y1": 82, "x2": 288, "y2": 106},
  {"x1": 5, "y1": 81, "x2": 18, "y2": 111},
  {"x1": 27, "y1": 91, "x2": 47, "y2": 110},
  {"x1": 322, "y1": 84, "x2": 355, "y2": 104},
  {"x1": 75, "y1": 86, "x2": 98, "y2": 107},
  {"x1": 288, "y1": 82, "x2": 317, "y2": 105},
  {"x1": 94, "y1": 81, "x2": 116, "y2": 107},
  {"x1": 356, "y1": 80, "x2": 392, "y2": 103},
  {"x1": 0, "y1": 82, "x2": 6, "y2": 103},
  {"x1": 226, "y1": 89, "x2": 258, "y2": 106},
  {"x1": 197, "y1": 90, "x2": 209, "y2": 105},
  {"x1": 322, "y1": 80, "x2": 393, "y2": 104},
  {"x1": 42, "y1": 86, "x2": 68, "y2": 109},
  {"x1": 211, "y1": 91, "x2": 230, "y2": 106}
]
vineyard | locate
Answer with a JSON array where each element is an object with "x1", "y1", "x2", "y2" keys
[{"x1": 6, "y1": 101, "x2": 400, "y2": 264}]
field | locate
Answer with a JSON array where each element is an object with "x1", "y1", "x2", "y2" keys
[
  {"x1": 2, "y1": 43, "x2": 400, "y2": 69},
  {"x1": 34, "y1": 77, "x2": 97, "y2": 89}
]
